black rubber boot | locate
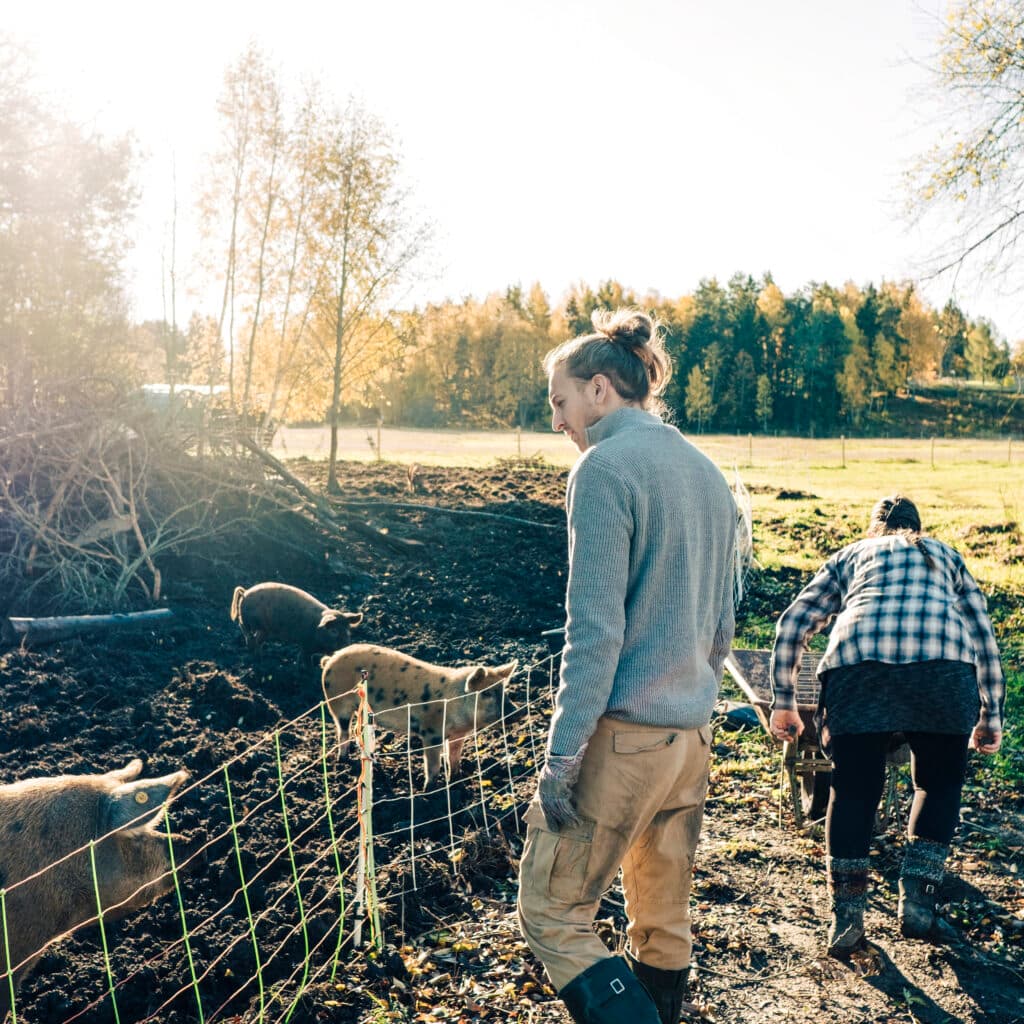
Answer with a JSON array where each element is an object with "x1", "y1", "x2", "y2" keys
[
  {"x1": 898, "y1": 876, "x2": 958, "y2": 942},
  {"x1": 826, "y1": 856, "x2": 869, "y2": 957},
  {"x1": 559, "y1": 956, "x2": 662, "y2": 1024},
  {"x1": 625, "y1": 951, "x2": 698, "y2": 1023},
  {"x1": 898, "y1": 838, "x2": 958, "y2": 944}
]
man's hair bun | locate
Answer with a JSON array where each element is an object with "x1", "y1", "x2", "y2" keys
[{"x1": 592, "y1": 309, "x2": 653, "y2": 350}]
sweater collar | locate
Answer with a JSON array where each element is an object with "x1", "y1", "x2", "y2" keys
[{"x1": 584, "y1": 405, "x2": 661, "y2": 447}]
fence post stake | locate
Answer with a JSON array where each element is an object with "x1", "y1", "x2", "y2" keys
[
  {"x1": 353, "y1": 679, "x2": 382, "y2": 951},
  {"x1": 321, "y1": 704, "x2": 350, "y2": 983}
]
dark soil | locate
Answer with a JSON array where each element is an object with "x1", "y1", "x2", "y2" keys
[{"x1": 1, "y1": 458, "x2": 1021, "y2": 1024}]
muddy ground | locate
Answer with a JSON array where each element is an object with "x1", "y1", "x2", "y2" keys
[{"x1": 0, "y1": 458, "x2": 1021, "y2": 1024}]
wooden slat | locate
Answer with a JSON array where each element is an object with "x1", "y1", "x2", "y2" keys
[{"x1": 724, "y1": 648, "x2": 822, "y2": 711}]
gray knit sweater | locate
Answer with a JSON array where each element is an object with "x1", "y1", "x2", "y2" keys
[{"x1": 547, "y1": 407, "x2": 737, "y2": 757}]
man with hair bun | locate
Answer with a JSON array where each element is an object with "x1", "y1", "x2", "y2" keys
[
  {"x1": 517, "y1": 307, "x2": 737, "y2": 1024},
  {"x1": 770, "y1": 494, "x2": 1005, "y2": 957}
]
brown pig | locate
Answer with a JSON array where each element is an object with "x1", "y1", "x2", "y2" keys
[
  {"x1": 0, "y1": 759, "x2": 189, "y2": 1016},
  {"x1": 321, "y1": 643, "x2": 518, "y2": 789},
  {"x1": 230, "y1": 582, "x2": 363, "y2": 666}
]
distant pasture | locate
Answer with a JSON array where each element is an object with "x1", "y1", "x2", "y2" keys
[{"x1": 273, "y1": 426, "x2": 1024, "y2": 589}]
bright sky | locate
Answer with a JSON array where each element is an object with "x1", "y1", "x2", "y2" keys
[{"x1": 9, "y1": 0, "x2": 1024, "y2": 342}]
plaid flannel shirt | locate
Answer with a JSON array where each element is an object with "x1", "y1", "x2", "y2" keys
[{"x1": 770, "y1": 534, "x2": 1005, "y2": 733}]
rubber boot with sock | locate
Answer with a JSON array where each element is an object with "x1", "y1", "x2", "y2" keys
[
  {"x1": 899, "y1": 837, "x2": 958, "y2": 943},
  {"x1": 826, "y1": 856, "x2": 869, "y2": 956}
]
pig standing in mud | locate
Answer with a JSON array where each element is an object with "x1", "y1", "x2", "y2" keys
[
  {"x1": 230, "y1": 582, "x2": 363, "y2": 666},
  {"x1": 321, "y1": 643, "x2": 518, "y2": 789},
  {"x1": 0, "y1": 758, "x2": 189, "y2": 1016}
]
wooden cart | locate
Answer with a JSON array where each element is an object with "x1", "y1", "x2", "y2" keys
[
  {"x1": 723, "y1": 648, "x2": 831, "y2": 826},
  {"x1": 723, "y1": 648, "x2": 908, "y2": 829}
]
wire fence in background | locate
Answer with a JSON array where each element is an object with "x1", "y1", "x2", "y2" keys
[
  {"x1": 273, "y1": 426, "x2": 1024, "y2": 471},
  {"x1": 699, "y1": 433, "x2": 1024, "y2": 470}
]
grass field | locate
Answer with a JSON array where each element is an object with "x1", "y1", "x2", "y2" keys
[
  {"x1": 276, "y1": 426, "x2": 1024, "y2": 588},
  {"x1": 725, "y1": 438, "x2": 1024, "y2": 590},
  {"x1": 274, "y1": 424, "x2": 579, "y2": 466},
  {"x1": 276, "y1": 424, "x2": 1024, "y2": 472}
]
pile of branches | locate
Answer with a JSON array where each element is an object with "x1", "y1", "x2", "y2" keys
[
  {"x1": 0, "y1": 380, "x2": 426, "y2": 619},
  {"x1": 0, "y1": 381, "x2": 270, "y2": 616}
]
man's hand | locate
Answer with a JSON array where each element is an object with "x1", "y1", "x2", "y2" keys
[{"x1": 538, "y1": 745, "x2": 588, "y2": 830}]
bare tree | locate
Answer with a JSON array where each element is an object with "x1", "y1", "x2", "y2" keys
[
  {"x1": 259, "y1": 83, "x2": 323, "y2": 428},
  {"x1": 305, "y1": 99, "x2": 431, "y2": 491},
  {"x1": 908, "y1": 1, "x2": 1024, "y2": 291},
  {"x1": 237, "y1": 59, "x2": 287, "y2": 418},
  {"x1": 197, "y1": 43, "x2": 266, "y2": 413}
]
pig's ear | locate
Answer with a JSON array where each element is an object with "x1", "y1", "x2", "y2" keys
[
  {"x1": 465, "y1": 666, "x2": 488, "y2": 691},
  {"x1": 320, "y1": 655, "x2": 332, "y2": 671},
  {"x1": 105, "y1": 759, "x2": 144, "y2": 782},
  {"x1": 344, "y1": 612, "x2": 363, "y2": 628},
  {"x1": 319, "y1": 610, "x2": 338, "y2": 628},
  {"x1": 107, "y1": 769, "x2": 189, "y2": 831},
  {"x1": 498, "y1": 660, "x2": 519, "y2": 679}
]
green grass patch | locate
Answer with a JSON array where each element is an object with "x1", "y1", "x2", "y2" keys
[{"x1": 732, "y1": 447, "x2": 1022, "y2": 794}]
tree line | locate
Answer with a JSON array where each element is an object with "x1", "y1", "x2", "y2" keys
[{"x1": 375, "y1": 275, "x2": 1021, "y2": 436}]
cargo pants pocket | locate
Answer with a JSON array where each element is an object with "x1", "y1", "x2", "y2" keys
[{"x1": 522, "y1": 800, "x2": 602, "y2": 905}]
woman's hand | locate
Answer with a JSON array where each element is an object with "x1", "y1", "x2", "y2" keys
[
  {"x1": 970, "y1": 725, "x2": 1002, "y2": 755},
  {"x1": 769, "y1": 709, "x2": 804, "y2": 743}
]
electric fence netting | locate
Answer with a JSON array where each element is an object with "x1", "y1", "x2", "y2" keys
[
  {"x1": 732, "y1": 469, "x2": 755, "y2": 607},
  {"x1": 0, "y1": 655, "x2": 560, "y2": 1024}
]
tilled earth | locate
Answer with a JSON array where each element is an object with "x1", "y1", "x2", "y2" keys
[{"x1": 0, "y1": 458, "x2": 1021, "y2": 1024}]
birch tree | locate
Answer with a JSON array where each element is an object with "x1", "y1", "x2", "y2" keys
[
  {"x1": 684, "y1": 366, "x2": 714, "y2": 432},
  {"x1": 755, "y1": 375, "x2": 773, "y2": 432},
  {"x1": 306, "y1": 99, "x2": 431, "y2": 491},
  {"x1": 197, "y1": 42, "x2": 270, "y2": 412},
  {"x1": 258, "y1": 84, "x2": 323, "y2": 427},
  {"x1": 237, "y1": 56, "x2": 286, "y2": 418}
]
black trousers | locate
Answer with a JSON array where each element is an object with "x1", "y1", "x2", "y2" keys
[{"x1": 827, "y1": 731, "x2": 970, "y2": 859}]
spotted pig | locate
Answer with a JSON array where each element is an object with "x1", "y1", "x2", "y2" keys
[{"x1": 321, "y1": 643, "x2": 518, "y2": 789}]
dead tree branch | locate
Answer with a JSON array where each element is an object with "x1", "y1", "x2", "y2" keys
[{"x1": 237, "y1": 435, "x2": 424, "y2": 555}]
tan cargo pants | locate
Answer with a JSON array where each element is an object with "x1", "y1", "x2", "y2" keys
[{"x1": 517, "y1": 715, "x2": 711, "y2": 992}]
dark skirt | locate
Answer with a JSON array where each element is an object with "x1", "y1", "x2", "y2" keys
[{"x1": 820, "y1": 659, "x2": 979, "y2": 741}]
